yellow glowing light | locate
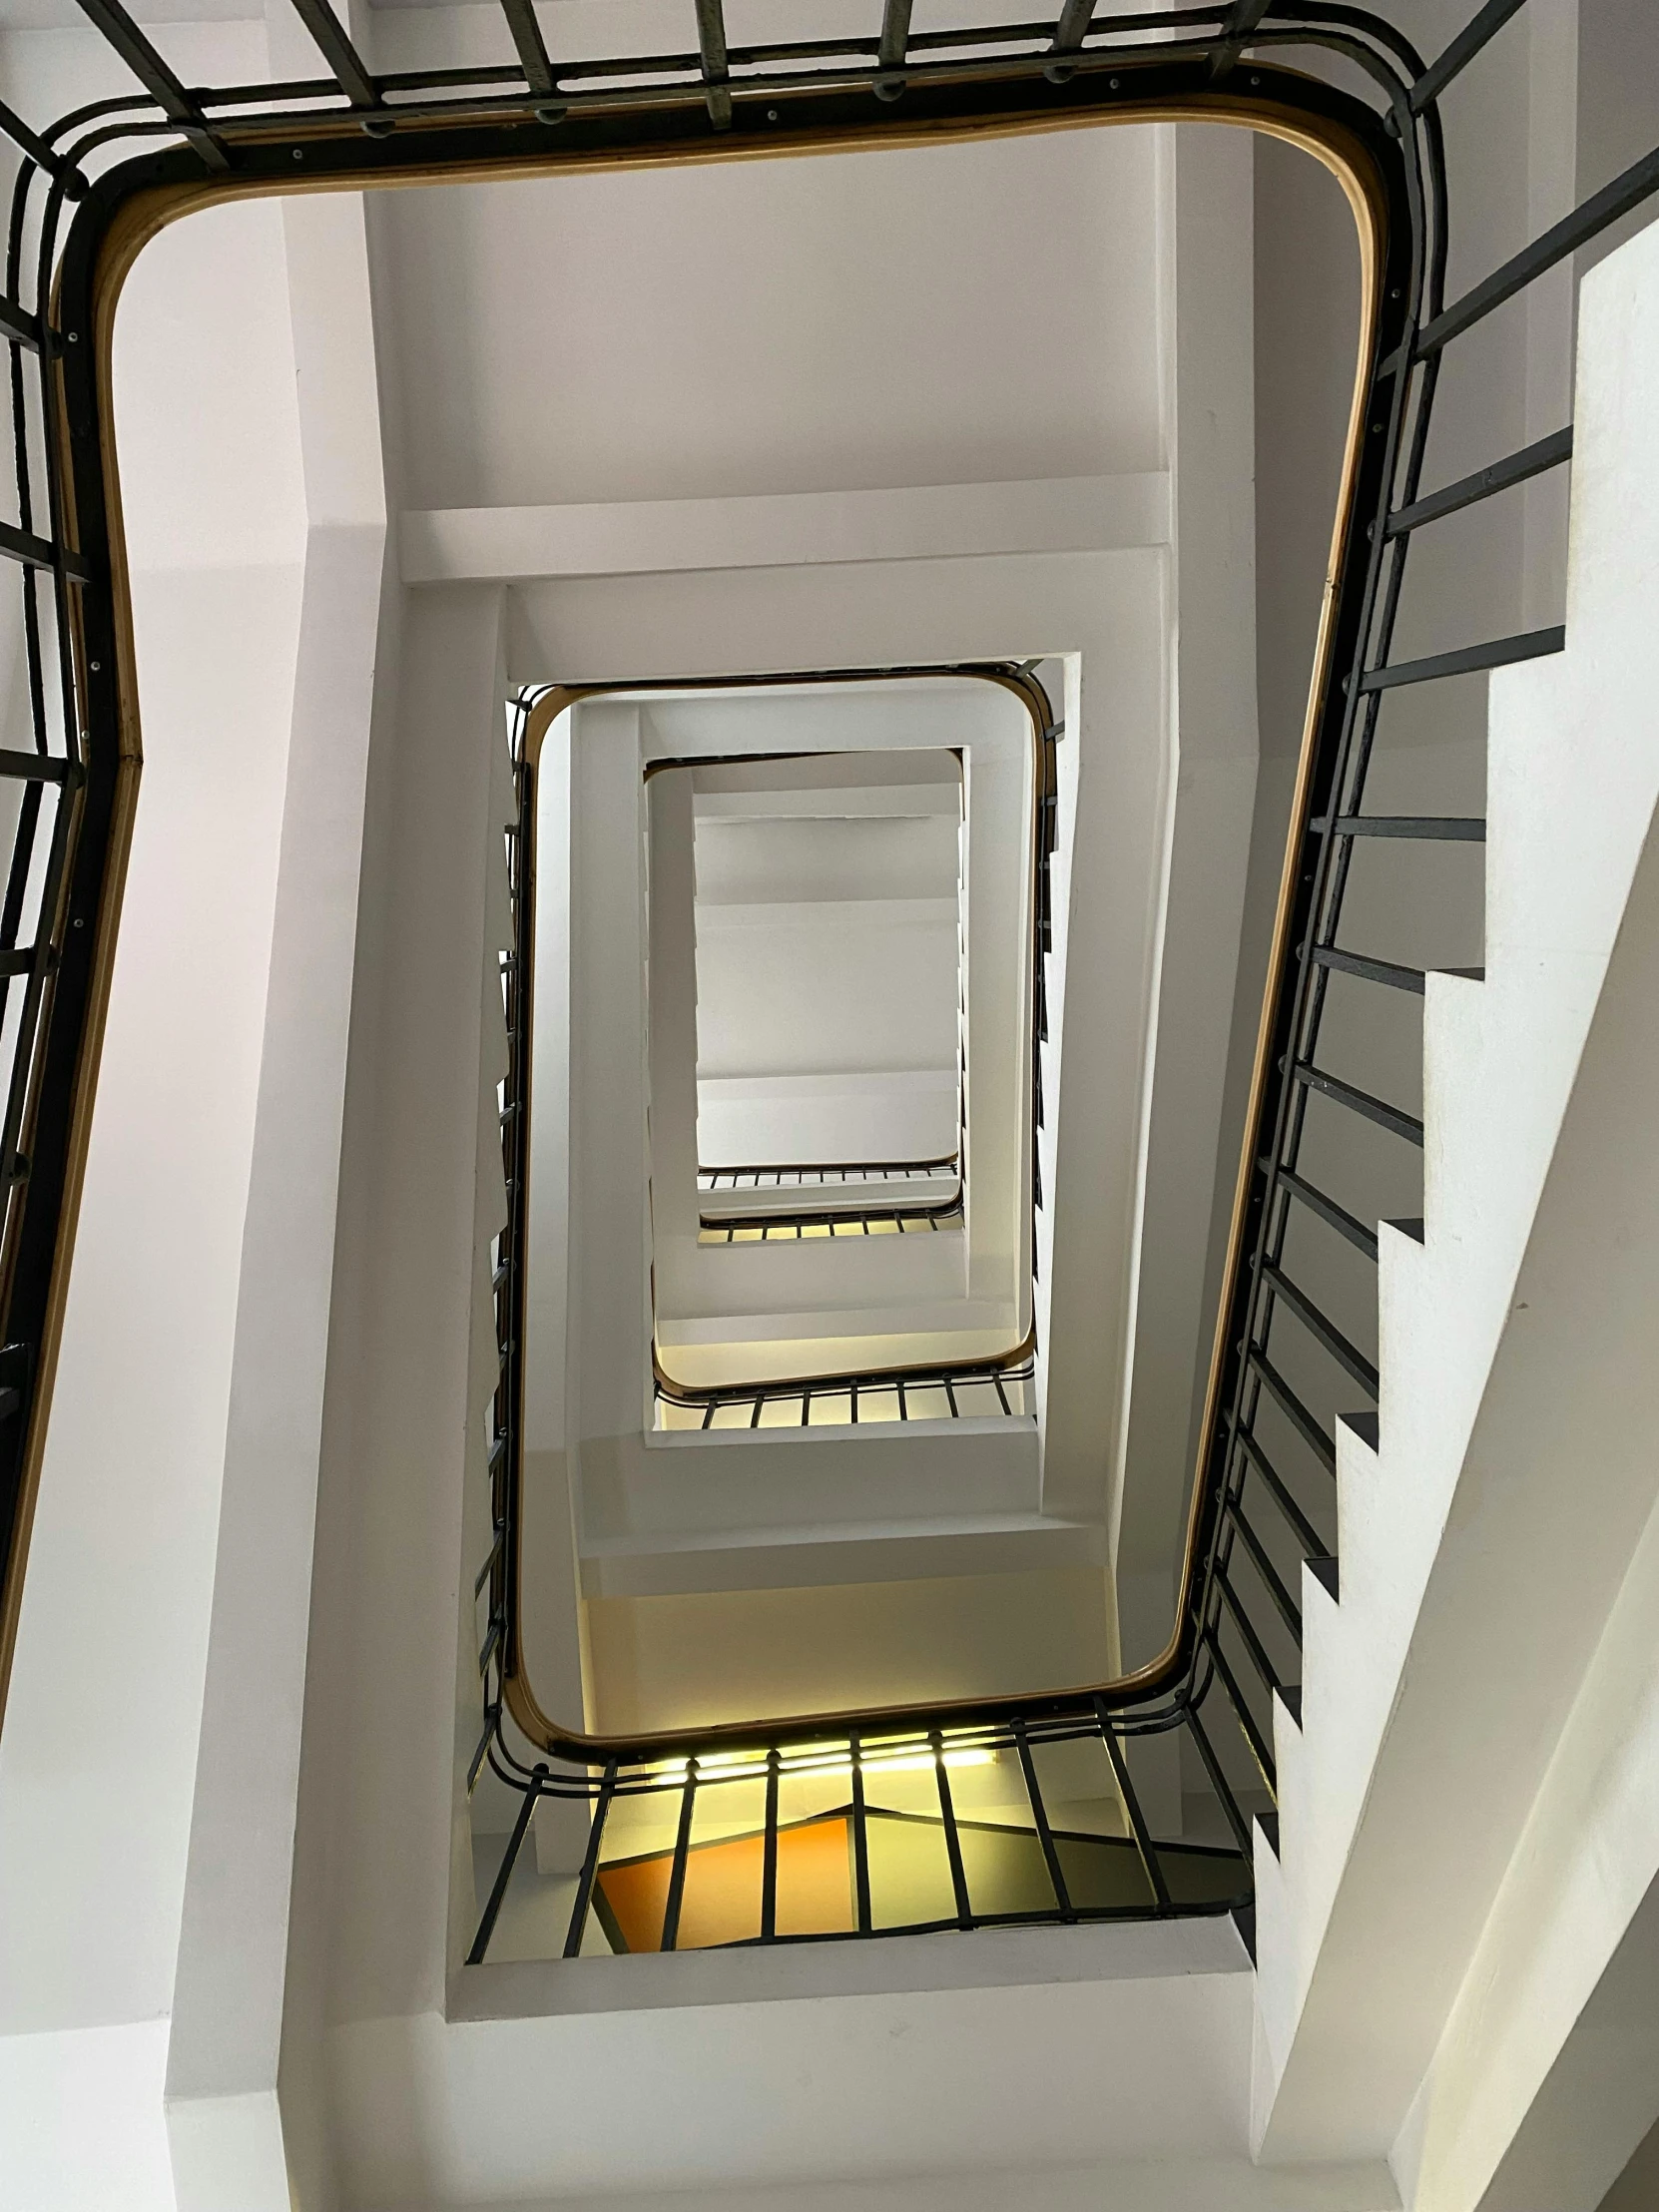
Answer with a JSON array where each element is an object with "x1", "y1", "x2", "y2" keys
[{"x1": 647, "y1": 1742, "x2": 998, "y2": 1788}]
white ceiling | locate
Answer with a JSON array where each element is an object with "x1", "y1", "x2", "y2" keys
[
  {"x1": 691, "y1": 749, "x2": 963, "y2": 1166},
  {"x1": 371, "y1": 97, "x2": 1162, "y2": 512}
]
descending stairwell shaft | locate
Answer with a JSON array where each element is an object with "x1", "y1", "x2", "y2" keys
[
  {"x1": 639, "y1": 667, "x2": 1049, "y2": 1431},
  {"x1": 0, "y1": 0, "x2": 1644, "y2": 1952}
]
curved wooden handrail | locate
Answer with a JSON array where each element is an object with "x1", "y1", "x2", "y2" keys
[{"x1": 0, "y1": 35, "x2": 1403, "y2": 1761}]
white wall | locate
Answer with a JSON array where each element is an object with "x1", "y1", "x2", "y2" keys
[
  {"x1": 372, "y1": 107, "x2": 1161, "y2": 511},
  {"x1": 0, "y1": 19, "x2": 308, "y2": 2205}
]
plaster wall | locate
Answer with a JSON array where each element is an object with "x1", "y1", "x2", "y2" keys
[
  {"x1": 1250, "y1": 203, "x2": 1659, "y2": 2175},
  {"x1": 584, "y1": 1563, "x2": 1115, "y2": 1739},
  {"x1": 0, "y1": 27, "x2": 308, "y2": 2211}
]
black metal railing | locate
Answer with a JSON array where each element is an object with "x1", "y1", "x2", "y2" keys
[
  {"x1": 0, "y1": 0, "x2": 1644, "y2": 1959},
  {"x1": 698, "y1": 1157, "x2": 960, "y2": 1193},
  {"x1": 634, "y1": 662, "x2": 1052, "y2": 1428},
  {"x1": 697, "y1": 1206, "x2": 963, "y2": 1244},
  {"x1": 697, "y1": 1155, "x2": 964, "y2": 1238},
  {"x1": 652, "y1": 1339, "x2": 1035, "y2": 1429},
  {"x1": 697, "y1": 1157, "x2": 963, "y2": 1239}
]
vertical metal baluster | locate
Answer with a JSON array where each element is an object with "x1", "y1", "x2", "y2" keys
[
  {"x1": 875, "y1": 0, "x2": 912, "y2": 99},
  {"x1": 467, "y1": 1762, "x2": 546, "y2": 1963},
  {"x1": 562, "y1": 1759, "x2": 619, "y2": 1957},
  {"x1": 850, "y1": 1730, "x2": 872, "y2": 1934},
  {"x1": 660, "y1": 1759, "x2": 699, "y2": 1952},
  {"x1": 1012, "y1": 1718, "x2": 1073, "y2": 1921},
  {"x1": 931, "y1": 1733, "x2": 973, "y2": 1930},
  {"x1": 1184, "y1": 1703, "x2": 1256, "y2": 1861},
  {"x1": 1095, "y1": 1701, "x2": 1172, "y2": 1914},
  {"x1": 896, "y1": 1377, "x2": 908, "y2": 1420},
  {"x1": 752, "y1": 1748, "x2": 778, "y2": 1943}
]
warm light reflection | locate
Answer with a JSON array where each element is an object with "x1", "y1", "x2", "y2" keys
[{"x1": 646, "y1": 1739, "x2": 998, "y2": 1787}]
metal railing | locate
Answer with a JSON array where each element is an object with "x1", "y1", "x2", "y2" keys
[
  {"x1": 697, "y1": 1207, "x2": 963, "y2": 1244},
  {"x1": 698, "y1": 1158, "x2": 960, "y2": 1192},
  {"x1": 697, "y1": 1157, "x2": 964, "y2": 1238},
  {"x1": 652, "y1": 1338, "x2": 1035, "y2": 1428},
  {"x1": 639, "y1": 662, "x2": 1053, "y2": 1428},
  {"x1": 0, "y1": 0, "x2": 1643, "y2": 1957},
  {"x1": 697, "y1": 1155, "x2": 964, "y2": 1237}
]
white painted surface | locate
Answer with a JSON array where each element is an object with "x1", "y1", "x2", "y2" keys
[
  {"x1": 588, "y1": 1418, "x2": 1040, "y2": 1542},
  {"x1": 401, "y1": 472, "x2": 1170, "y2": 582},
  {"x1": 0, "y1": 2018, "x2": 176, "y2": 2212},
  {"x1": 1111, "y1": 123, "x2": 1260, "y2": 1607},
  {"x1": 1399, "y1": 1423, "x2": 1659, "y2": 2212},
  {"x1": 163, "y1": 69, "x2": 390, "y2": 2199},
  {"x1": 338, "y1": 1920, "x2": 1262, "y2": 2207},
  {"x1": 1253, "y1": 209, "x2": 1659, "y2": 2180},
  {"x1": 0, "y1": 31, "x2": 304, "y2": 2212},
  {"x1": 374, "y1": 127, "x2": 1162, "y2": 511},
  {"x1": 9, "y1": 12, "x2": 1654, "y2": 2202}
]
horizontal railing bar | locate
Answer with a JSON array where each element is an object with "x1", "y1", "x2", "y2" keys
[
  {"x1": 1358, "y1": 626, "x2": 1564, "y2": 693},
  {"x1": 0, "y1": 750, "x2": 71, "y2": 785},
  {"x1": 1248, "y1": 1350, "x2": 1338, "y2": 1475},
  {"x1": 1410, "y1": 0, "x2": 1526, "y2": 115},
  {"x1": 1418, "y1": 143, "x2": 1659, "y2": 360},
  {"x1": 0, "y1": 293, "x2": 42, "y2": 351},
  {"x1": 1275, "y1": 1164, "x2": 1379, "y2": 1261},
  {"x1": 1310, "y1": 943, "x2": 1424, "y2": 994},
  {"x1": 658, "y1": 1351, "x2": 1034, "y2": 1409},
  {"x1": 190, "y1": 29, "x2": 1246, "y2": 139},
  {"x1": 1229, "y1": 1415, "x2": 1328, "y2": 1560},
  {"x1": 1313, "y1": 814, "x2": 1485, "y2": 841},
  {"x1": 1292, "y1": 1060, "x2": 1425, "y2": 1146},
  {"x1": 0, "y1": 520, "x2": 89, "y2": 581},
  {"x1": 1260, "y1": 1260, "x2": 1380, "y2": 1396},
  {"x1": 700, "y1": 1153, "x2": 957, "y2": 1182},
  {"x1": 1387, "y1": 425, "x2": 1572, "y2": 537}
]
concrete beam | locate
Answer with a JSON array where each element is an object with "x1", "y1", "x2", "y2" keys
[{"x1": 401, "y1": 472, "x2": 1171, "y2": 584}]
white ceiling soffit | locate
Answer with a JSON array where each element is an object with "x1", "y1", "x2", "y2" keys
[{"x1": 401, "y1": 474, "x2": 1170, "y2": 582}]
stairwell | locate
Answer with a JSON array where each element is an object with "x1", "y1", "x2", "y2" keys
[{"x1": 1254, "y1": 208, "x2": 1659, "y2": 2209}]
